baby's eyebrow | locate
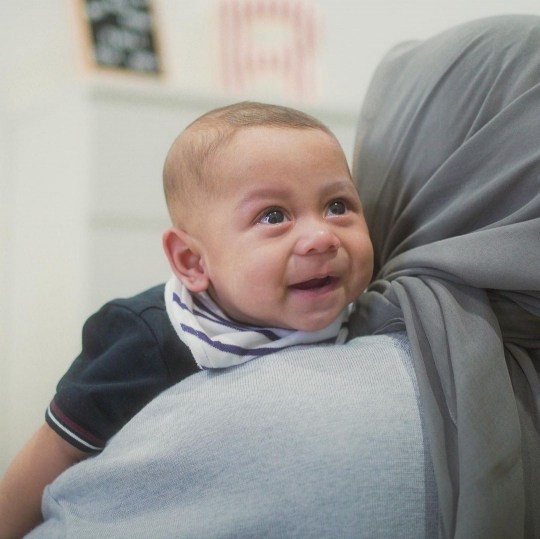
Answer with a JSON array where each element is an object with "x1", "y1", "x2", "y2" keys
[
  {"x1": 235, "y1": 187, "x2": 289, "y2": 209},
  {"x1": 235, "y1": 179, "x2": 358, "y2": 211},
  {"x1": 318, "y1": 179, "x2": 358, "y2": 199}
]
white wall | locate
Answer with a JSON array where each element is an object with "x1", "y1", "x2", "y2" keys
[
  {"x1": 0, "y1": 110, "x2": 9, "y2": 461},
  {"x1": 2, "y1": 0, "x2": 540, "y2": 474}
]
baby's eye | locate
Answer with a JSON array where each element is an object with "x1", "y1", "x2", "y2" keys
[
  {"x1": 326, "y1": 200, "x2": 347, "y2": 216},
  {"x1": 259, "y1": 209, "x2": 287, "y2": 225}
]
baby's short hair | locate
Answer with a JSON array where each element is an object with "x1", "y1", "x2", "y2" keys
[{"x1": 163, "y1": 101, "x2": 336, "y2": 226}]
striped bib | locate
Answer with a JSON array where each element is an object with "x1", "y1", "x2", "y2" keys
[{"x1": 165, "y1": 276, "x2": 349, "y2": 369}]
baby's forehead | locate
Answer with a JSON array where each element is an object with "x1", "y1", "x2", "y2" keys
[
  {"x1": 224, "y1": 126, "x2": 343, "y2": 163},
  {"x1": 178, "y1": 124, "x2": 349, "y2": 193},
  {"x1": 181, "y1": 123, "x2": 339, "y2": 158}
]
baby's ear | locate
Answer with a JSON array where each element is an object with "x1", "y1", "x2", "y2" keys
[{"x1": 162, "y1": 227, "x2": 209, "y2": 292}]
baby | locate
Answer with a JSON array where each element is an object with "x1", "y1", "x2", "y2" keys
[
  {"x1": 161, "y1": 101, "x2": 374, "y2": 368},
  {"x1": 0, "y1": 102, "x2": 374, "y2": 537}
]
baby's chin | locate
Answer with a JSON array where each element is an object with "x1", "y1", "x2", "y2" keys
[
  {"x1": 278, "y1": 309, "x2": 346, "y2": 332},
  {"x1": 232, "y1": 315, "x2": 340, "y2": 333},
  {"x1": 218, "y1": 303, "x2": 345, "y2": 332},
  {"x1": 290, "y1": 318, "x2": 340, "y2": 332}
]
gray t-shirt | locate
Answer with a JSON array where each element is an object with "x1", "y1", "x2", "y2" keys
[{"x1": 28, "y1": 332, "x2": 438, "y2": 538}]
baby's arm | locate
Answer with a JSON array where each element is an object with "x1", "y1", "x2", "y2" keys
[
  {"x1": 0, "y1": 422, "x2": 87, "y2": 539},
  {"x1": 0, "y1": 285, "x2": 198, "y2": 538}
]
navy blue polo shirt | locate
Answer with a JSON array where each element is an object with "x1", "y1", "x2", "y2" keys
[{"x1": 45, "y1": 285, "x2": 199, "y2": 452}]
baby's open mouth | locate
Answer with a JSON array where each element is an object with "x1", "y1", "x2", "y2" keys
[{"x1": 290, "y1": 276, "x2": 337, "y2": 290}]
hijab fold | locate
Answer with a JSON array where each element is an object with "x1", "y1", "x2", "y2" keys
[{"x1": 351, "y1": 15, "x2": 540, "y2": 538}]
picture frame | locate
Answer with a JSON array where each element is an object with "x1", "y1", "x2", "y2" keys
[{"x1": 76, "y1": 0, "x2": 163, "y2": 77}]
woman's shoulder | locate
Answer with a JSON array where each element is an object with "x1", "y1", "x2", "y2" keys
[{"x1": 347, "y1": 330, "x2": 410, "y2": 355}]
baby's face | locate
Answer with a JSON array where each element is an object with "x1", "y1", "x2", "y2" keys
[{"x1": 192, "y1": 126, "x2": 374, "y2": 331}]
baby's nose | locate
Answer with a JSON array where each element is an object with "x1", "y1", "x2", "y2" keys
[{"x1": 294, "y1": 228, "x2": 340, "y2": 255}]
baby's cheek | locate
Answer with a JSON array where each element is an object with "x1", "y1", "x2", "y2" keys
[
  {"x1": 355, "y1": 233, "x2": 374, "y2": 265},
  {"x1": 350, "y1": 246, "x2": 373, "y2": 291}
]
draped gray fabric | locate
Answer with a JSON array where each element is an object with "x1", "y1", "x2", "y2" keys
[{"x1": 350, "y1": 15, "x2": 540, "y2": 539}]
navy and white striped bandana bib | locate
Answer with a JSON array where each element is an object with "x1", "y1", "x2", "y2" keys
[{"x1": 165, "y1": 276, "x2": 350, "y2": 370}]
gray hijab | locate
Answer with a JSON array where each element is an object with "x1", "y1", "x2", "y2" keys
[{"x1": 351, "y1": 15, "x2": 540, "y2": 539}]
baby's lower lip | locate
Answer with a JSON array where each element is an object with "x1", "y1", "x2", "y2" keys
[{"x1": 289, "y1": 276, "x2": 339, "y2": 291}]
